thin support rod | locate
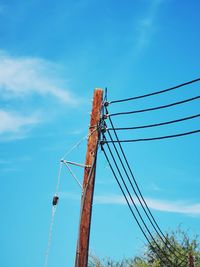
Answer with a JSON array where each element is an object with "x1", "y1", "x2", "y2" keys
[
  {"x1": 61, "y1": 160, "x2": 91, "y2": 169},
  {"x1": 63, "y1": 162, "x2": 83, "y2": 189}
]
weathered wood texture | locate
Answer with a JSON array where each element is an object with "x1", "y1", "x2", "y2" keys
[{"x1": 75, "y1": 89, "x2": 103, "y2": 267}]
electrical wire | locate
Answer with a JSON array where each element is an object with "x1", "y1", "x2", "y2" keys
[
  {"x1": 45, "y1": 127, "x2": 100, "y2": 267},
  {"x1": 107, "y1": 113, "x2": 200, "y2": 131},
  {"x1": 110, "y1": 78, "x2": 200, "y2": 104},
  {"x1": 44, "y1": 160, "x2": 64, "y2": 267},
  {"x1": 109, "y1": 95, "x2": 200, "y2": 117},
  {"x1": 104, "y1": 129, "x2": 200, "y2": 143},
  {"x1": 103, "y1": 136, "x2": 182, "y2": 266},
  {"x1": 101, "y1": 143, "x2": 176, "y2": 266},
  {"x1": 105, "y1": 112, "x2": 188, "y2": 263},
  {"x1": 105, "y1": 133, "x2": 186, "y2": 265},
  {"x1": 44, "y1": 206, "x2": 57, "y2": 267},
  {"x1": 104, "y1": 129, "x2": 187, "y2": 264}
]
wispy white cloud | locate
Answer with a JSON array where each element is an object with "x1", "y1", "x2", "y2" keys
[
  {"x1": 95, "y1": 194, "x2": 200, "y2": 216},
  {"x1": 146, "y1": 198, "x2": 200, "y2": 216},
  {"x1": 0, "y1": 50, "x2": 80, "y2": 141},
  {"x1": 0, "y1": 50, "x2": 76, "y2": 104},
  {"x1": 61, "y1": 192, "x2": 200, "y2": 216},
  {"x1": 136, "y1": 0, "x2": 163, "y2": 51},
  {"x1": 0, "y1": 109, "x2": 39, "y2": 140}
]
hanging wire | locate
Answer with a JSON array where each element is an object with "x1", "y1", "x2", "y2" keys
[
  {"x1": 107, "y1": 113, "x2": 200, "y2": 131},
  {"x1": 55, "y1": 161, "x2": 63, "y2": 195},
  {"x1": 110, "y1": 77, "x2": 200, "y2": 104},
  {"x1": 44, "y1": 97, "x2": 101, "y2": 267},
  {"x1": 44, "y1": 129, "x2": 99, "y2": 267},
  {"x1": 104, "y1": 111, "x2": 188, "y2": 263},
  {"x1": 104, "y1": 129, "x2": 200, "y2": 143},
  {"x1": 102, "y1": 134, "x2": 181, "y2": 265},
  {"x1": 103, "y1": 129, "x2": 187, "y2": 264},
  {"x1": 44, "y1": 206, "x2": 57, "y2": 267},
  {"x1": 109, "y1": 95, "x2": 200, "y2": 117},
  {"x1": 101, "y1": 143, "x2": 176, "y2": 266},
  {"x1": 103, "y1": 124, "x2": 187, "y2": 265},
  {"x1": 44, "y1": 159, "x2": 64, "y2": 267}
]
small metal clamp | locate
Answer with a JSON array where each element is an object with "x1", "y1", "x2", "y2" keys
[
  {"x1": 100, "y1": 124, "x2": 107, "y2": 134},
  {"x1": 100, "y1": 140, "x2": 106, "y2": 146},
  {"x1": 103, "y1": 101, "x2": 109, "y2": 107},
  {"x1": 101, "y1": 114, "x2": 109, "y2": 120}
]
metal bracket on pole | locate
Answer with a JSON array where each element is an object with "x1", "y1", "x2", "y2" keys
[
  {"x1": 61, "y1": 160, "x2": 83, "y2": 189},
  {"x1": 61, "y1": 159, "x2": 91, "y2": 169}
]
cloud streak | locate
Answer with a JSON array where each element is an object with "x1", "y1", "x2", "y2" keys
[
  {"x1": 95, "y1": 194, "x2": 200, "y2": 216},
  {"x1": 61, "y1": 192, "x2": 200, "y2": 216},
  {"x1": 0, "y1": 109, "x2": 40, "y2": 140},
  {"x1": 0, "y1": 50, "x2": 81, "y2": 140},
  {"x1": 0, "y1": 51, "x2": 76, "y2": 104},
  {"x1": 136, "y1": 0, "x2": 163, "y2": 52},
  {"x1": 0, "y1": 110, "x2": 39, "y2": 134}
]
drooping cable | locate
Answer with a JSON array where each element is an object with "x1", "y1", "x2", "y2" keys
[
  {"x1": 107, "y1": 113, "x2": 200, "y2": 131},
  {"x1": 44, "y1": 162, "x2": 63, "y2": 267},
  {"x1": 101, "y1": 142, "x2": 175, "y2": 266},
  {"x1": 44, "y1": 206, "x2": 57, "y2": 267},
  {"x1": 104, "y1": 129, "x2": 186, "y2": 264},
  {"x1": 102, "y1": 136, "x2": 178, "y2": 266},
  {"x1": 45, "y1": 127, "x2": 100, "y2": 267},
  {"x1": 110, "y1": 78, "x2": 200, "y2": 104},
  {"x1": 109, "y1": 95, "x2": 200, "y2": 117},
  {"x1": 105, "y1": 113, "x2": 187, "y2": 263},
  {"x1": 104, "y1": 129, "x2": 200, "y2": 143}
]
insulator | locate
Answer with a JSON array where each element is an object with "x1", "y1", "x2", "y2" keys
[
  {"x1": 102, "y1": 114, "x2": 109, "y2": 120},
  {"x1": 104, "y1": 101, "x2": 109, "y2": 107},
  {"x1": 101, "y1": 125, "x2": 107, "y2": 133},
  {"x1": 52, "y1": 195, "x2": 59, "y2": 206}
]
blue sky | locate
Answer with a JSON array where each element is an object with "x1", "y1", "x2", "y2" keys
[{"x1": 0, "y1": 0, "x2": 200, "y2": 266}]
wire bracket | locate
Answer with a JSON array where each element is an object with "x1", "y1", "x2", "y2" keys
[
  {"x1": 62, "y1": 160, "x2": 83, "y2": 189},
  {"x1": 61, "y1": 159, "x2": 91, "y2": 169}
]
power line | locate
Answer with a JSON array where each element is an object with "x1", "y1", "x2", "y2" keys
[
  {"x1": 109, "y1": 95, "x2": 200, "y2": 117},
  {"x1": 103, "y1": 114, "x2": 187, "y2": 264},
  {"x1": 103, "y1": 129, "x2": 200, "y2": 143},
  {"x1": 104, "y1": 129, "x2": 187, "y2": 264},
  {"x1": 101, "y1": 143, "x2": 176, "y2": 266},
  {"x1": 107, "y1": 113, "x2": 200, "y2": 131},
  {"x1": 110, "y1": 78, "x2": 200, "y2": 104}
]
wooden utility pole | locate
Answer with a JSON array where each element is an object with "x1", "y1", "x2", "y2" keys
[
  {"x1": 75, "y1": 89, "x2": 103, "y2": 267},
  {"x1": 189, "y1": 252, "x2": 194, "y2": 267}
]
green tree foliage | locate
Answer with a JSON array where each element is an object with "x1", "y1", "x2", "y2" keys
[{"x1": 89, "y1": 228, "x2": 200, "y2": 267}]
